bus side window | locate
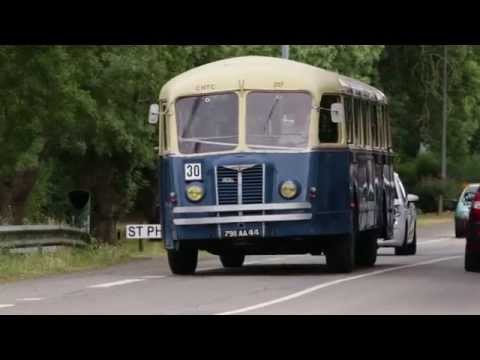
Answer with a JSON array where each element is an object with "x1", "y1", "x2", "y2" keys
[
  {"x1": 344, "y1": 96, "x2": 354, "y2": 144},
  {"x1": 362, "y1": 100, "x2": 370, "y2": 146},
  {"x1": 319, "y1": 95, "x2": 340, "y2": 143},
  {"x1": 354, "y1": 98, "x2": 362, "y2": 145},
  {"x1": 371, "y1": 102, "x2": 378, "y2": 148},
  {"x1": 377, "y1": 105, "x2": 384, "y2": 149},
  {"x1": 385, "y1": 105, "x2": 391, "y2": 148}
]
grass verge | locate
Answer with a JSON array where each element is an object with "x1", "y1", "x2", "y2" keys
[
  {"x1": 0, "y1": 240, "x2": 167, "y2": 284},
  {"x1": 417, "y1": 211, "x2": 454, "y2": 226}
]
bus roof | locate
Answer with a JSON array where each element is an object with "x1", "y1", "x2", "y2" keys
[{"x1": 160, "y1": 56, "x2": 388, "y2": 104}]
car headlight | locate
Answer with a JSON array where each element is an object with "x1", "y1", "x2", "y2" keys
[
  {"x1": 186, "y1": 183, "x2": 205, "y2": 202},
  {"x1": 280, "y1": 180, "x2": 298, "y2": 200}
]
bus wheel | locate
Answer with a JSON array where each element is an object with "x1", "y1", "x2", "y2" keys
[
  {"x1": 167, "y1": 248, "x2": 198, "y2": 275},
  {"x1": 325, "y1": 234, "x2": 355, "y2": 273},
  {"x1": 355, "y1": 231, "x2": 378, "y2": 267},
  {"x1": 220, "y1": 253, "x2": 245, "y2": 268}
]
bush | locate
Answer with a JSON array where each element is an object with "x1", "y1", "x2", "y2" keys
[{"x1": 395, "y1": 151, "x2": 470, "y2": 212}]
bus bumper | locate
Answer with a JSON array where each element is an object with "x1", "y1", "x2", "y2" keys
[
  {"x1": 167, "y1": 202, "x2": 352, "y2": 244},
  {"x1": 173, "y1": 202, "x2": 312, "y2": 226}
]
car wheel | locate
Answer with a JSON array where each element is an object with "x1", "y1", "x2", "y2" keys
[
  {"x1": 167, "y1": 248, "x2": 198, "y2": 275},
  {"x1": 220, "y1": 253, "x2": 245, "y2": 268},
  {"x1": 455, "y1": 219, "x2": 466, "y2": 238},
  {"x1": 465, "y1": 239, "x2": 480, "y2": 272},
  {"x1": 355, "y1": 231, "x2": 378, "y2": 267},
  {"x1": 395, "y1": 222, "x2": 417, "y2": 256}
]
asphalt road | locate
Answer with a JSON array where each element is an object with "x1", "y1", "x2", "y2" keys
[{"x1": 0, "y1": 219, "x2": 478, "y2": 315}]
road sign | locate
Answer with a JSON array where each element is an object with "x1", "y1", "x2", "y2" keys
[{"x1": 126, "y1": 225, "x2": 162, "y2": 239}]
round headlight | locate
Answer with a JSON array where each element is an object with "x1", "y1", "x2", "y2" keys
[
  {"x1": 186, "y1": 183, "x2": 205, "y2": 202},
  {"x1": 280, "y1": 180, "x2": 298, "y2": 200}
]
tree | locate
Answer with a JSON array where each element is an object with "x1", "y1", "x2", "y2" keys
[{"x1": 0, "y1": 46, "x2": 81, "y2": 224}]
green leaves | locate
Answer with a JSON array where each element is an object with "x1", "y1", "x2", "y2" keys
[{"x1": 3, "y1": 45, "x2": 480, "y2": 225}]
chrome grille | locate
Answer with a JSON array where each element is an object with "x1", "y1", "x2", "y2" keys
[
  {"x1": 216, "y1": 167, "x2": 238, "y2": 205},
  {"x1": 216, "y1": 164, "x2": 264, "y2": 205},
  {"x1": 242, "y1": 165, "x2": 264, "y2": 204}
]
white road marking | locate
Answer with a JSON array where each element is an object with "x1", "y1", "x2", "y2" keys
[
  {"x1": 140, "y1": 275, "x2": 167, "y2": 279},
  {"x1": 216, "y1": 255, "x2": 462, "y2": 315},
  {"x1": 0, "y1": 304, "x2": 15, "y2": 309},
  {"x1": 17, "y1": 298, "x2": 45, "y2": 302},
  {"x1": 418, "y1": 238, "x2": 454, "y2": 246},
  {"x1": 88, "y1": 279, "x2": 146, "y2": 289}
]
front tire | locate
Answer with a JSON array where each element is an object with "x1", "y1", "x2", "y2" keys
[
  {"x1": 167, "y1": 248, "x2": 198, "y2": 275},
  {"x1": 326, "y1": 234, "x2": 355, "y2": 273},
  {"x1": 220, "y1": 253, "x2": 245, "y2": 268},
  {"x1": 355, "y1": 231, "x2": 378, "y2": 267}
]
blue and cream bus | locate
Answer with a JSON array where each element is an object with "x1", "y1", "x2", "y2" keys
[{"x1": 148, "y1": 56, "x2": 394, "y2": 274}]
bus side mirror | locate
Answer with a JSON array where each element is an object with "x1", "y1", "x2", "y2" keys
[
  {"x1": 148, "y1": 104, "x2": 160, "y2": 125},
  {"x1": 407, "y1": 194, "x2": 419, "y2": 203},
  {"x1": 331, "y1": 103, "x2": 345, "y2": 124}
]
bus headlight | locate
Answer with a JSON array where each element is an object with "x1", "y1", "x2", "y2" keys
[
  {"x1": 186, "y1": 183, "x2": 205, "y2": 202},
  {"x1": 280, "y1": 180, "x2": 298, "y2": 200}
]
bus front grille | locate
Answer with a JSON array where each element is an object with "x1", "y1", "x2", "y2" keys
[
  {"x1": 242, "y1": 165, "x2": 264, "y2": 204},
  {"x1": 216, "y1": 167, "x2": 239, "y2": 205},
  {"x1": 216, "y1": 164, "x2": 265, "y2": 206}
]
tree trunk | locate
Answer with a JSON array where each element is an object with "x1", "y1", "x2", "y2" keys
[
  {"x1": 0, "y1": 169, "x2": 38, "y2": 225},
  {"x1": 95, "y1": 214, "x2": 116, "y2": 244},
  {"x1": 11, "y1": 169, "x2": 39, "y2": 225},
  {"x1": 0, "y1": 178, "x2": 13, "y2": 223},
  {"x1": 92, "y1": 184, "x2": 119, "y2": 245}
]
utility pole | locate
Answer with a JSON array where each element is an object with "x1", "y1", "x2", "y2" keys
[
  {"x1": 439, "y1": 45, "x2": 448, "y2": 215},
  {"x1": 281, "y1": 45, "x2": 290, "y2": 59}
]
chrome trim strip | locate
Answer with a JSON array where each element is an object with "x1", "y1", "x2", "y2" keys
[
  {"x1": 173, "y1": 213, "x2": 312, "y2": 226},
  {"x1": 223, "y1": 164, "x2": 257, "y2": 172},
  {"x1": 173, "y1": 202, "x2": 312, "y2": 214},
  {"x1": 238, "y1": 167, "x2": 243, "y2": 216}
]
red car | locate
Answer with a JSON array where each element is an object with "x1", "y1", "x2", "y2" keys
[{"x1": 466, "y1": 189, "x2": 480, "y2": 272}]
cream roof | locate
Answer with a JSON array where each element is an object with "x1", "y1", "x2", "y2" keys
[{"x1": 160, "y1": 56, "x2": 387, "y2": 103}]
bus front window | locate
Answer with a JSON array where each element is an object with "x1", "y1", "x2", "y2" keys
[
  {"x1": 246, "y1": 92, "x2": 312, "y2": 150},
  {"x1": 176, "y1": 93, "x2": 239, "y2": 154}
]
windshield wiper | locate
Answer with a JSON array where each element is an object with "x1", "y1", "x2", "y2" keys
[{"x1": 264, "y1": 97, "x2": 280, "y2": 133}]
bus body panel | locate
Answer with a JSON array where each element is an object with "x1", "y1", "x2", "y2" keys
[{"x1": 159, "y1": 149, "x2": 394, "y2": 252}]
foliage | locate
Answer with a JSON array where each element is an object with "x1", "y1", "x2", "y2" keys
[{"x1": 3, "y1": 45, "x2": 480, "y2": 234}]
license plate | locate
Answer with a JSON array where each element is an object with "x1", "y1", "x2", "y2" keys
[{"x1": 223, "y1": 225, "x2": 262, "y2": 238}]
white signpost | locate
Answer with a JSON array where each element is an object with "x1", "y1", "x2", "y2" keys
[{"x1": 126, "y1": 225, "x2": 162, "y2": 240}]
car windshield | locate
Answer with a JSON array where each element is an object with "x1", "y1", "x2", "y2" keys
[
  {"x1": 246, "y1": 92, "x2": 312, "y2": 150},
  {"x1": 176, "y1": 93, "x2": 238, "y2": 154}
]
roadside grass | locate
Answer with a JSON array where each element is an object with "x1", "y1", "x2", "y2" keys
[
  {"x1": 417, "y1": 211, "x2": 454, "y2": 226},
  {"x1": 0, "y1": 240, "x2": 167, "y2": 283}
]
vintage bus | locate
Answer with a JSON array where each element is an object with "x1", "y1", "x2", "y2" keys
[{"x1": 148, "y1": 56, "x2": 395, "y2": 275}]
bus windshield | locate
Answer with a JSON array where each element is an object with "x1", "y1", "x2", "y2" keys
[
  {"x1": 246, "y1": 92, "x2": 312, "y2": 150},
  {"x1": 176, "y1": 93, "x2": 239, "y2": 154}
]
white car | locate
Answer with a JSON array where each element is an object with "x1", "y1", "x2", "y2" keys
[{"x1": 378, "y1": 172, "x2": 419, "y2": 255}]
